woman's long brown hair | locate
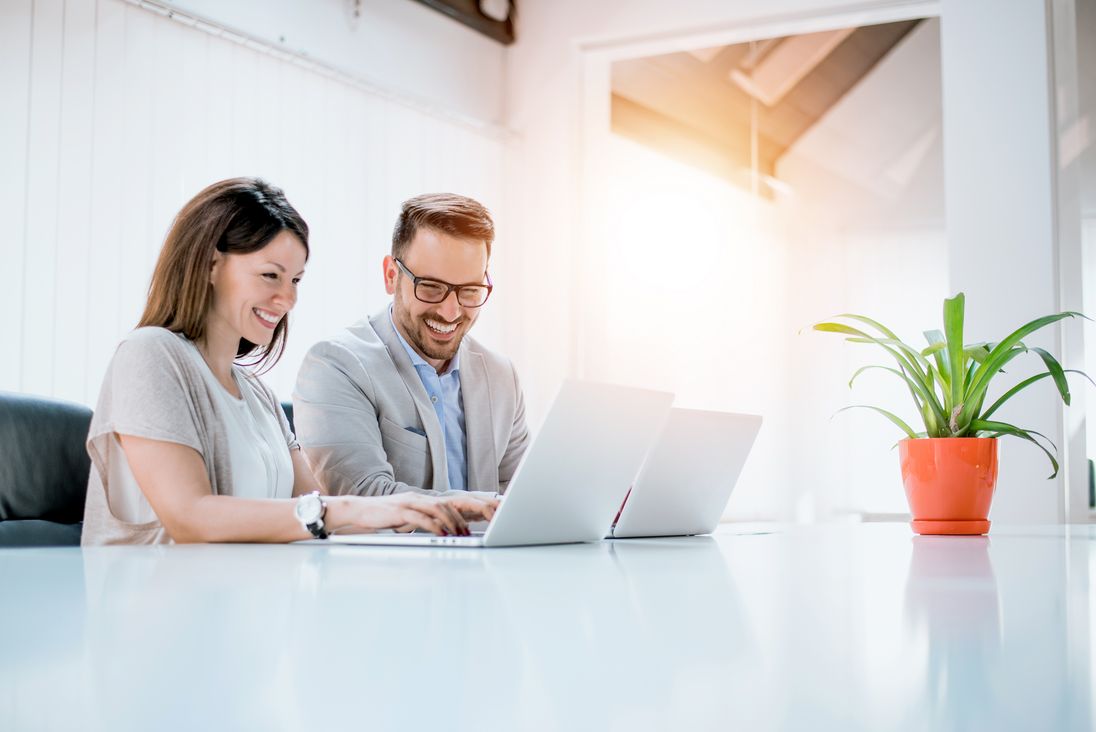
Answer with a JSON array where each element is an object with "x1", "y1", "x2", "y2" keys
[{"x1": 138, "y1": 178, "x2": 309, "y2": 373}]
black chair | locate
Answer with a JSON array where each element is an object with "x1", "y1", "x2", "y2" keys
[
  {"x1": 281, "y1": 401, "x2": 295, "y2": 434},
  {"x1": 0, "y1": 392, "x2": 92, "y2": 547}
]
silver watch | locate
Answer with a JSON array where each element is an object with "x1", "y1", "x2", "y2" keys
[{"x1": 294, "y1": 491, "x2": 328, "y2": 539}]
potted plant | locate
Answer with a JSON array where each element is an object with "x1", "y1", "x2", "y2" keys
[{"x1": 814, "y1": 293, "x2": 1087, "y2": 535}]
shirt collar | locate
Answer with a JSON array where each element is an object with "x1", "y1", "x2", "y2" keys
[{"x1": 389, "y1": 305, "x2": 461, "y2": 376}]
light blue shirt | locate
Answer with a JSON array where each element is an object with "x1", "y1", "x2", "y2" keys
[{"x1": 389, "y1": 307, "x2": 468, "y2": 491}]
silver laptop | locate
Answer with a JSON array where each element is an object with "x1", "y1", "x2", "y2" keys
[
  {"x1": 323, "y1": 379, "x2": 673, "y2": 547},
  {"x1": 608, "y1": 408, "x2": 761, "y2": 539}
]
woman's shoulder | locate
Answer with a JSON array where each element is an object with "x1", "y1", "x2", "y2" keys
[
  {"x1": 122, "y1": 326, "x2": 190, "y2": 348},
  {"x1": 108, "y1": 327, "x2": 198, "y2": 379},
  {"x1": 115, "y1": 326, "x2": 197, "y2": 360}
]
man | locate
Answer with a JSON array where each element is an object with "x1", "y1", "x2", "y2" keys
[{"x1": 293, "y1": 193, "x2": 530, "y2": 497}]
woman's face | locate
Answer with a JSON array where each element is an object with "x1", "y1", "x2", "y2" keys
[{"x1": 207, "y1": 230, "x2": 307, "y2": 347}]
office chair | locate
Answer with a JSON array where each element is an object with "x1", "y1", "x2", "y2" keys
[{"x1": 0, "y1": 391, "x2": 92, "y2": 547}]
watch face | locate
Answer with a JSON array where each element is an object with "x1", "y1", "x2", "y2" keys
[{"x1": 295, "y1": 494, "x2": 321, "y2": 524}]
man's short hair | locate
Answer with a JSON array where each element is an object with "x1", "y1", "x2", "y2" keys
[{"x1": 392, "y1": 193, "x2": 495, "y2": 261}]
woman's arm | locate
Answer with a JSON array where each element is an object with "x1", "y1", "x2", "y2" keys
[
  {"x1": 291, "y1": 448, "x2": 326, "y2": 497},
  {"x1": 118, "y1": 435, "x2": 482, "y2": 542}
]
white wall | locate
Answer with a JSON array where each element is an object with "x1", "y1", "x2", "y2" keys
[
  {"x1": 940, "y1": 0, "x2": 1081, "y2": 523},
  {"x1": 160, "y1": 0, "x2": 506, "y2": 125},
  {"x1": 778, "y1": 19, "x2": 947, "y2": 519},
  {"x1": 0, "y1": 0, "x2": 508, "y2": 407},
  {"x1": 1074, "y1": 0, "x2": 1096, "y2": 512}
]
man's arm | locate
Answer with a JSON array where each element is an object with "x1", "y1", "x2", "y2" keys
[
  {"x1": 293, "y1": 343, "x2": 435, "y2": 497},
  {"x1": 496, "y1": 361, "x2": 531, "y2": 494}
]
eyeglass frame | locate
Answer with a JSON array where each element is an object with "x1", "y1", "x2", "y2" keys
[{"x1": 393, "y1": 257, "x2": 494, "y2": 308}]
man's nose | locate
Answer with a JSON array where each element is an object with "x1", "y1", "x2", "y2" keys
[{"x1": 436, "y1": 290, "x2": 462, "y2": 320}]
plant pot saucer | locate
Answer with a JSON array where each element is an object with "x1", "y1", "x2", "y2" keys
[{"x1": 911, "y1": 519, "x2": 990, "y2": 536}]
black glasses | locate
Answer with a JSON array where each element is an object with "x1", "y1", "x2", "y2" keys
[{"x1": 394, "y1": 258, "x2": 493, "y2": 308}]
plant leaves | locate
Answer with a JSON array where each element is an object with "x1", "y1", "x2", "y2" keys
[
  {"x1": 847, "y1": 364, "x2": 946, "y2": 431},
  {"x1": 957, "y1": 311, "x2": 1083, "y2": 428},
  {"x1": 970, "y1": 418, "x2": 1060, "y2": 478},
  {"x1": 814, "y1": 322, "x2": 942, "y2": 423},
  {"x1": 981, "y1": 369, "x2": 1093, "y2": 420}
]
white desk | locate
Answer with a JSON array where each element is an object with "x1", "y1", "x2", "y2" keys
[{"x1": 1, "y1": 524, "x2": 1093, "y2": 731}]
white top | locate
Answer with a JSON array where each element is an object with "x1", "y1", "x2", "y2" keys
[{"x1": 88, "y1": 329, "x2": 296, "y2": 532}]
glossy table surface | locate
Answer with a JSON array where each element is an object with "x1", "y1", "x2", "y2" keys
[{"x1": 2, "y1": 523, "x2": 1093, "y2": 731}]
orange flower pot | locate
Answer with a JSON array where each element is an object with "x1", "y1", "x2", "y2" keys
[{"x1": 898, "y1": 438, "x2": 999, "y2": 535}]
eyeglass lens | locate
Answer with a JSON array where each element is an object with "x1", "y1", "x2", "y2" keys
[{"x1": 415, "y1": 280, "x2": 490, "y2": 307}]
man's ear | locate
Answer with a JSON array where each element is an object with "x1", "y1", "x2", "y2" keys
[{"x1": 383, "y1": 255, "x2": 398, "y2": 295}]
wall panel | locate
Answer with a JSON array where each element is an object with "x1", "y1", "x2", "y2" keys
[
  {"x1": 53, "y1": 0, "x2": 97, "y2": 403},
  {"x1": 85, "y1": 0, "x2": 126, "y2": 400},
  {"x1": 0, "y1": 0, "x2": 34, "y2": 391},
  {"x1": 21, "y1": 0, "x2": 65, "y2": 397}
]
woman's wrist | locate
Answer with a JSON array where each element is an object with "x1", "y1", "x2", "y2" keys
[{"x1": 320, "y1": 495, "x2": 357, "y2": 534}]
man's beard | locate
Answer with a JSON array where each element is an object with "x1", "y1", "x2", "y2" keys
[{"x1": 393, "y1": 294, "x2": 467, "y2": 363}]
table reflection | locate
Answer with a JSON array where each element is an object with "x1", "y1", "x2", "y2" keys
[{"x1": 903, "y1": 536, "x2": 1000, "y2": 729}]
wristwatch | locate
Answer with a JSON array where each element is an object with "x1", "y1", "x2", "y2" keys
[{"x1": 294, "y1": 491, "x2": 329, "y2": 539}]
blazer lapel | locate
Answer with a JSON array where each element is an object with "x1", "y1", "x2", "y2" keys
[
  {"x1": 459, "y1": 348, "x2": 499, "y2": 492},
  {"x1": 370, "y1": 311, "x2": 449, "y2": 491}
]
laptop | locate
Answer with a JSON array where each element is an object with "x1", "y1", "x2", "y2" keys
[
  {"x1": 608, "y1": 408, "x2": 761, "y2": 539},
  {"x1": 322, "y1": 379, "x2": 674, "y2": 547}
]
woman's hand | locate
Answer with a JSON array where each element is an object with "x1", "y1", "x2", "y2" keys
[{"x1": 330, "y1": 493, "x2": 471, "y2": 536}]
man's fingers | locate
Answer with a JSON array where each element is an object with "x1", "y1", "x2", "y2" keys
[
  {"x1": 431, "y1": 500, "x2": 467, "y2": 536},
  {"x1": 444, "y1": 502, "x2": 470, "y2": 535},
  {"x1": 446, "y1": 495, "x2": 497, "y2": 522}
]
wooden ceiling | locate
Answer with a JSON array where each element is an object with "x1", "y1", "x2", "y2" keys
[{"x1": 610, "y1": 20, "x2": 922, "y2": 193}]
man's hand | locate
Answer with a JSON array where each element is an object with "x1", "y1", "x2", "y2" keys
[{"x1": 440, "y1": 492, "x2": 499, "y2": 522}]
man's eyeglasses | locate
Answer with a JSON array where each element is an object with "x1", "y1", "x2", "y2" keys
[{"x1": 394, "y1": 258, "x2": 493, "y2": 308}]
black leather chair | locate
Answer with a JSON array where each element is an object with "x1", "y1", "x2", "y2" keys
[
  {"x1": 0, "y1": 392, "x2": 92, "y2": 547},
  {"x1": 281, "y1": 401, "x2": 295, "y2": 434}
]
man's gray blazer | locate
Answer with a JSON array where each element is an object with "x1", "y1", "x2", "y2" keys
[{"x1": 292, "y1": 310, "x2": 530, "y2": 496}]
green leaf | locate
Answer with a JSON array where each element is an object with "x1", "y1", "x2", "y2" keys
[
  {"x1": 846, "y1": 337, "x2": 934, "y2": 372},
  {"x1": 841, "y1": 348, "x2": 946, "y2": 425},
  {"x1": 964, "y1": 343, "x2": 992, "y2": 364},
  {"x1": 944, "y1": 294, "x2": 965, "y2": 411},
  {"x1": 969, "y1": 418, "x2": 1060, "y2": 478},
  {"x1": 1030, "y1": 347, "x2": 1070, "y2": 406},
  {"x1": 814, "y1": 322, "x2": 943, "y2": 426},
  {"x1": 833, "y1": 314, "x2": 901, "y2": 340},
  {"x1": 924, "y1": 329, "x2": 949, "y2": 375},
  {"x1": 922, "y1": 330, "x2": 951, "y2": 400},
  {"x1": 847, "y1": 364, "x2": 946, "y2": 431},
  {"x1": 981, "y1": 369, "x2": 1093, "y2": 420},
  {"x1": 957, "y1": 311, "x2": 1084, "y2": 429},
  {"x1": 835, "y1": 405, "x2": 918, "y2": 439},
  {"x1": 921, "y1": 342, "x2": 947, "y2": 357}
]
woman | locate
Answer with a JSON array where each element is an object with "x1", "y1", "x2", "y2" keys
[{"x1": 81, "y1": 178, "x2": 494, "y2": 544}]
